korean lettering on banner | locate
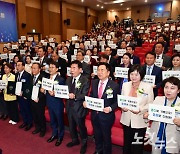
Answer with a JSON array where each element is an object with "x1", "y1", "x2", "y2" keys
[
  {"x1": 85, "y1": 96, "x2": 104, "y2": 112},
  {"x1": 0, "y1": 53, "x2": 8, "y2": 59},
  {"x1": 31, "y1": 86, "x2": 39, "y2": 101},
  {"x1": 143, "y1": 75, "x2": 156, "y2": 85},
  {"x1": 93, "y1": 66, "x2": 97, "y2": 75},
  {"x1": 0, "y1": 80, "x2": 7, "y2": 89},
  {"x1": 54, "y1": 85, "x2": 69, "y2": 99},
  {"x1": 162, "y1": 71, "x2": 180, "y2": 80},
  {"x1": 117, "y1": 95, "x2": 140, "y2": 111},
  {"x1": 115, "y1": 67, "x2": 129, "y2": 78},
  {"x1": 148, "y1": 104, "x2": 175, "y2": 124},
  {"x1": 42, "y1": 78, "x2": 53, "y2": 91},
  {"x1": 175, "y1": 45, "x2": 180, "y2": 51},
  {"x1": 67, "y1": 67, "x2": 71, "y2": 77},
  {"x1": 84, "y1": 55, "x2": 90, "y2": 64},
  {"x1": 117, "y1": 49, "x2": 126, "y2": 56},
  {"x1": 155, "y1": 59, "x2": 163, "y2": 68}
]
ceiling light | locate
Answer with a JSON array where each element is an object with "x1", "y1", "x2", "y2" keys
[
  {"x1": 127, "y1": 8, "x2": 129, "y2": 10},
  {"x1": 120, "y1": 3, "x2": 123, "y2": 6},
  {"x1": 81, "y1": 0, "x2": 84, "y2": 2},
  {"x1": 101, "y1": 6, "x2": 104, "y2": 9},
  {"x1": 113, "y1": 0, "x2": 124, "y2": 4},
  {"x1": 145, "y1": 0, "x2": 147, "y2": 2},
  {"x1": 97, "y1": 4, "x2": 99, "y2": 7}
]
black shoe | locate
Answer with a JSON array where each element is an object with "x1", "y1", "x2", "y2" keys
[
  {"x1": 0, "y1": 114, "x2": 3, "y2": 119},
  {"x1": 55, "y1": 138, "x2": 63, "y2": 146},
  {"x1": 32, "y1": 129, "x2": 40, "y2": 134},
  {"x1": 80, "y1": 142, "x2": 87, "y2": 154},
  {"x1": 39, "y1": 131, "x2": 46, "y2": 137},
  {"x1": 47, "y1": 136, "x2": 58, "y2": 143},
  {"x1": 66, "y1": 140, "x2": 80, "y2": 147},
  {"x1": 19, "y1": 123, "x2": 27, "y2": 129},
  {"x1": 2, "y1": 115, "x2": 8, "y2": 120},
  {"x1": 93, "y1": 151, "x2": 103, "y2": 154},
  {"x1": 24, "y1": 124, "x2": 32, "y2": 131}
]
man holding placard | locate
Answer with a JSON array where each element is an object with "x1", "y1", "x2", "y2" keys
[
  {"x1": 30, "y1": 63, "x2": 46, "y2": 137},
  {"x1": 84, "y1": 62, "x2": 119, "y2": 154},
  {"x1": 66, "y1": 60, "x2": 89, "y2": 154},
  {"x1": 41, "y1": 61, "x2": 65, "y2": 146},
  {"x1": 16, "y1": 61, "x2": 33, "y2": 131}
]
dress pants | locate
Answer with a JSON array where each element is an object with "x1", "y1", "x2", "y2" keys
[
  {"x1": 123, "y1": 125, "x2": 146, "y2": 154},
  {"x1": 18, "y1": 97, "x2": 33, "y2": 125},
  {"x1": 31, "y1": 101, "x2": 46, "y2": 132},
  {"x1": 67, "y1": 106, "x2": 87, "y2": 142},
  {"x1": 5, "y1": 100, "x2": 19, "y2": 122},
  {"x1": 92, "y1": 112, "x2": 115, "y2": 154},
  {"x1": 0, "y1": 96, "x2": 8, "y2": 115},
  {"x1": 47, "y1": 101, "x2": 64, "y2": 139}
]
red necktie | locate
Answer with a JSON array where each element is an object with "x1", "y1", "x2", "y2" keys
[{"x1": 98, "y1": 82, "x2": 104, "y2": 98}]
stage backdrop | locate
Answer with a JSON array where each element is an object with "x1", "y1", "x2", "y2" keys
[{"x1": 0, "y1": 1, "x2": 18, "y2": 42}]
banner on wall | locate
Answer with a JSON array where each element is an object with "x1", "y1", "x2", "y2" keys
[{"x1": 0, "y1": 1, "x2": 18, "y2": 42}]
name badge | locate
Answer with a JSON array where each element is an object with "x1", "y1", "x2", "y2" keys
[
  {"x1": 107, "y1": 94, "x2": 113, "y2": 99},
  {"x1": 21, "y1": 79, "x2": 26, "y2": 82}
]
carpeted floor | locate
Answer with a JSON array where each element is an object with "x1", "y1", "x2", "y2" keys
[{"x1": 0, "y1": 119, "x2": 123, "y2": 154}]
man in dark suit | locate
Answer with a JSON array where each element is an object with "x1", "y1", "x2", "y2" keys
[
  {"x1": 37, "y1": 46, "x2": 50, "y2": 77},
  {"x1": 126, "y1": 45, "x2": 140, "y2": 64},
  {"x1": 76, "y1": 50, "x2": 91, "y2": 79},
  {"x1": 16, "y1": 61, "x2": 33, "y2": 131},
  {"x1": 152, "y1": 35, "x2": 168, "y2": 53},
  {"x1": 31, "y1": 63, "x2": 46, "y2": 137},
  {"x1": 143, "y1": 51, "x2": 162, "y2": 98},
  {"x1": 105, "y1": 46, "x2": 117, "y2": 68},
  {"x1": 50, "y1": 51, "x2": 67, "y2": 80},
  {"x1": 154, "y1": 42, "x2": 171, "y2": 71},
  {"x1": 84, "y1": 62, "x2": 119, "y2": 154},
  {"x1": 66, "y1": 60, "x2": 89, "y2": 154},
  {"x1": 41, "y1": 61, "x2": 65, "y2": 146}
]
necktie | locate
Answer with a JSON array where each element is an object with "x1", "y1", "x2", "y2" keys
[
  {"x1": 33, "y1": 76, "x2": 36, "y2": 85},
  {"x1": 98, "y1": 82, "x2": 104, "y2": 98},
  {"x1": 40, "y1": 58, "x2": 42, "y2": 64},
  {"x1": 17, "y1": 73, "x2": 21, "y2": 81},
  {"x1": 157, "y1": 55, "x2": 160, "y2": 59},
  {"x1": 71, "y1": 78, "x2": 76, "y2": 93},
  {"x1": 147, "y1": 66, "x2": 151, "y2": 75}
]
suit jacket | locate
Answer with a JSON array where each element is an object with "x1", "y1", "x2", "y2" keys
[
  {"x1": 132, "y1": 55, "x2": 140, "y2": 64},
  {"x1": 37, "y1": 56, "x2": 50, "y2": 67},
  {"x1": 66, "y1": 75, "x2": 89, "y2": 118},
  {"x1": 30, "y1": 74, "x2": 45, "y2": 104},
  {"x1": 150, "y1": 96, "x2": 180, "y2": 153},
  {"x1": 82, "y1": 62, "x2": 91, "y2": 79},
  {"x1": 120, "y1": 81, "x2": 154, "y2": 128},
  {"x1": 90, "y1": 79, "x2": 120, "y2": 120},
  {"x1": 162, "y1": 54, "x2": 171, "y2": 70},
  {"x1": 143, "y1": 64, "x2": 162, "y2": 98}
]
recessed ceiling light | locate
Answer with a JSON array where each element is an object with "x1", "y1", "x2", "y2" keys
[
  {"x1": 101, "y1": 6, "x2": 104, "y2": 9},
  {"x1": 97, "y1": 4, "x2": 99, "y2": 7},
  {"x1": 145, "y1": 0, "x2": 147, "y2": 2},
  {"x1": 81, "y1": 0, "x2": 84, "y2": 2},
  {"x1": 127, "y1": 8, "x2": 129, "y2": 10},
  {"x1": 120, "y1": 3, "x2": 123, "y2": 6}
]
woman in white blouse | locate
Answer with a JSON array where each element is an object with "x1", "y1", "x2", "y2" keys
[
  {"x1": 120, "y1": 64, "x2": 154, "y2": 154},
  {"x1": 25, "y1": 55, "x2": 32, "y2": 74}
]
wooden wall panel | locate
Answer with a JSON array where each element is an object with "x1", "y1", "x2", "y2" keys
[
  {"x1": 49, "y1": 11, "x2": 61, "y2": 34},
  {"x1": 66, "y1": 8, "x2": 85, "y2": 30},
  {"x1": 26, "y1": 7, "x2": 41, "y2": 33}
]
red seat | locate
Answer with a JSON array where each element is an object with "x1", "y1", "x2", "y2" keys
[
  {"x1": 142, "y1": 44, "x2": 149, "y2": 48},
  {"x1": 85, "y1": 111, "x2": 94, "y2": 136}
]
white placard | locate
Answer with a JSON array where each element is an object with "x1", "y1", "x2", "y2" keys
[
  {"x1": 157, "y1": 25, "x2": 161, "y2": 28},
  {"x1": 171, "y1": 26, "x2": 176, "y2": 31},
  {"x1": 75, "y1": 43, "x2": 79, "y2": 49},
  {"x1": 32, "y1": 57, "x2": 38, "y2": 60},
  {"x1": 107, "y1": 41, "x2": 113, "y2": 46},
  {"x1": 165, "y1": 24, "x2": 169, "y2": 27},
  {"x1": 143, "y1": 75, "x2": 156, "y2": 85},
  {"x1": 43, "y1": 42, "x2": 47, "y2": 46},
  {"x1": 137, "y1": 26, "x2": 140, "y2": 29},
  {"x1": 162, "y1": 71, "x2": 180, "y2": 80},
  {"x1": 54, "y1": 85, "x2": 69, "y2": 99},
  {"x1": 0, "y1": 80, "x2": 7, "y2": 89},
  {"x1": 99, "y1": 41, "x2": 105, "y2": 46},
  {"x1": 117, "y1": 49, "x2": 126, "y2": 56},
  {"x1": 155, "y1": 59, "x2": 163, "y2": 67},
  {"x1": 157, "y1": 29, "x2": 162, "y2": 32},
  {"x1": 50, "y1": 43, "x2": 55, "y2": 48},
  {"x1": 60, "y1": 55, "x2": 68, "y2": 61},
  {"x1": 74, "y1": 49, "x2": 77, "y2": 55},
  {"x1": 84, "y1": 41, "x2": 90, "y2": 46},
  {"x1": 41, "y1": 40, "x2": 44, "y2": 43},
  {"x1": 84, "y1": 55, "x2": 90, "y2": 63},
  {"x1": 91, "y1": 56, "x2": 98, "y2": 61},
  {"x1": 177, "y1": 27, "x2": 180, "y2": 31},
  {"x1": 91, "y1": 41, "x2": 97, "y2": 46},
  {"x1": 58, "y1": 50, "x2": 63, "y2": 56},
  {"x1": 93, "y1": 66, "x2": 97, "y2": 75},
  {"x1": 115, "y1": 67, "x2": 129, "y2": 78},
  {"x1": 15, "y1": 82, "x2": 22, "y2": 96},
  {"x1": 109, "y1": 44, "x2": 116, "y2": 49},
  {"x1": 106, "y1": 35, "x2": 111, "y2": 40},
  {"x1": 49, "y1": 38, "x2": 54, "y2": 43},
  {"x1": 85, "y1": 96, "x2": 104, "y2": 112},
  {"x1": 67, "y1": 67, "x2": 71, "y2": 76},
  {"x1": 71, "y1": 55, "x2": 76, "y2": 61},
  {"x1": 97, "y1": 36, "x2": 103, "y2": 40},
  {"x1": 28, "y1": 37, "x2": 33, "y2": 42},
  {"x1": 31, "y1": 86, "x2": 39, "y2": 101},
  {"x1": 117, "y1": 95, "x2": 140, "y2": 112},
  {"x1": 12, "y1": 45, "x2": 18, "y2": 49},
  {"x1": 42, "y1": 78, "x2": 53, "y2": 91},
  {"x1": 126, "y1": 27, "x2": 130, "y2": 30},
  {"x1": 145, "y1": 30, "x2": 149, "y2": 34},
  {"x1": 101, "y1": 45, "x2": 105, "y2": 52},
  {"x1": 139, "y1": 30, "x2": 143, "y2": 34},
  {"x1": 0, "y1": 53, "x2": 8, "y2": 59},
  {"x1": 31, "y1": 60, "x2": 40, "y2": 64},
  {"x1": 4, "y1": 44, "x2": 9, "y2": 48},
  {"x1": 164, "y1": 27, "x2": 169, "y2": 31},
  {"x1": 148, "y1": 104, "x2": 175, "y2": 124},
  {"x1": 9, "y1": 53, "x2": 16, "y2": 60},
  {"x1": 20, "y1": 50, "x2": 25, "y2": 55},
  {"x1": 153, "y1": 27, "x2": 156, "y2": 31},
  {"x1": 21, "y1": 36, "x2": 26, "y2": 41},
  {"x1": 175, "y1": 45, "x2": 180, "y2": 51},
  {"x1": 72, "y1": 36, "x2": 78, "y2": 41}
]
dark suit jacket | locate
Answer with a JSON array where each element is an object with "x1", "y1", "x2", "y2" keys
[
  {"x1": 162, "y1": 54, "x2": 171, "y2": 70},
  {"x1": 82, "y1": 62, "x2": 91, "y2": 79},
  {"x1": 66, "y1": 75, "x2": 89, "y2": 118},
  {"x1": 90, "y1": 79, "x2": 120, "y2": 119},
  {"x1": 30, "y1": 74, "x2": 46, "y2": 104},
  {"x1": 37, "y1": 56, "x2": 50, "y2": 67},
  {"x1": 143, "y1": 64, "x2": 162, "y2": 97},
  {"x1": 132, "y1": 55, "x2": 140, "y2": 64}
]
